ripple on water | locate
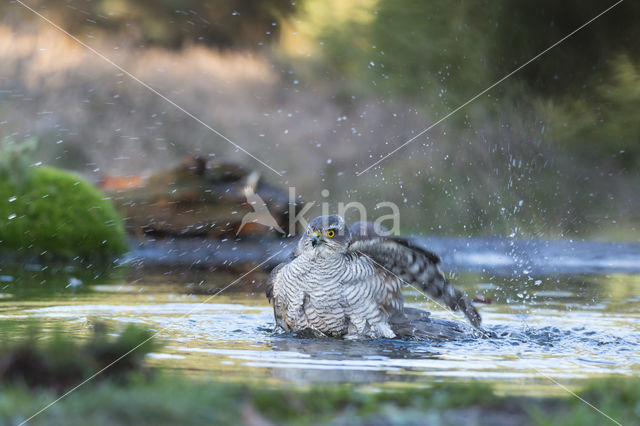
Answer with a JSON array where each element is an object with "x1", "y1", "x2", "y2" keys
[
  {"x1": 12, "y1": 283, "x2": 640, "y2": 391},
  {"x1": 156, "y1": 305, "x2": 639, "y2": 385}
]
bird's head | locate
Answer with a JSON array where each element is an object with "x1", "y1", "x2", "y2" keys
[{"x1": 299, "y1": 215, "x2": 351, "y2": 257}]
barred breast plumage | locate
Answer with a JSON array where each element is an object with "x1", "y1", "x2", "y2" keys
[{"x1": 266, "y1": 215, "x2": 481, "y2": 340}]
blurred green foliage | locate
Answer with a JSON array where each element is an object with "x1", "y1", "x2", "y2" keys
[
  {"x1": 4, "y1": 0, "x2": 296, "y2": 48},
  {"x1": 0, "y1": 322, "x2": 158, "y2": 392},
  {"x1": 280, "y1": 0, "x2": 640, "y2": 238},
  {"x1": 1, "y1": 368, "x2": 639, "y2": 425},
  {"x1": 288, "y1": 0, "x2": 639, "y2": 101},
  {"x1": 0, "y1": 138, "x2": 37, "y2": 187},
  {"x1": 286, "y1": 0, "x2": 640, "y2": 170},
  {"x1": 542, "y1": 55, "x2": 640, "y2": 169},
  {"x1": 0, "y1": 141, "x2": 129, "y2": 258},
  {"x1": 5, "y1": 0, "x2": 638, "y2": 171}
]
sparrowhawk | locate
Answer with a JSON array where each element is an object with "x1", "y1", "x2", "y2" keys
[{"x1": 266, "y1": 215, "x2": 481, "y2": 339}]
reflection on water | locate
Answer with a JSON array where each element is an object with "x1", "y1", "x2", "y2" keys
[{"x1": 0, "y1": 260, "x2": 639, "y2": 395}]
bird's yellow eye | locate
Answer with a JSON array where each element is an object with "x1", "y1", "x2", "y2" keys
[
  {"x1": 306, "y1": 229, "x2": 311, "y2": 236},
  {"x1": 325, "y1": 230, "x2": 335, "y2": 238}
]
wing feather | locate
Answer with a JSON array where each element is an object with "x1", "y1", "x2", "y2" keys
[
  {"x1": 265, "y1": 262, "x2": 293, "y2": 332},
  {"x1": 349, "y1": 236, "x2": 481, "y2": 327},
  {"x1": 265, "y1": 244, "x2": 298, "y2": 302},
  {"x1": 265, "y1": 263, "x2": 285, "y2": 302}
]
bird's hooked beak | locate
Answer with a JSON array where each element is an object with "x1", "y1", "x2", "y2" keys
[{"x1": 310, "y1": 231, "x2": 321, "y2": 247}]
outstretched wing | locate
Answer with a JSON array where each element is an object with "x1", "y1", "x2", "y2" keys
[{"x1": 349, "y1": 235, "x2": 481, "y2": 327}]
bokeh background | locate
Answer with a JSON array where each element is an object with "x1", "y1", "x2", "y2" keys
[{"x1": 1, "y1": 0, "x2": 638, "y2": 239}]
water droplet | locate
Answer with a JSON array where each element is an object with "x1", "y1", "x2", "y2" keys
[{"x1": 66, "y1": 277, "x2": 83, "y2": 288}]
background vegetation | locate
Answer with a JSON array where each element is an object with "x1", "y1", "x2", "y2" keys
[
  {"x1": 6, "y1": 376, "x2": 640, "y2": 425},
  {"x1": 289, "y1": 0, "x2": 640, "y2": 169},
  {"x1": 0, "y1": 0, "x2": 296, "y2": 48},
  {"x1": 1, "y1": 0, "x2": 638, "y2": 240},
  {"x1": 0, "y1": 141, "x2": 129, "y2": 258}
]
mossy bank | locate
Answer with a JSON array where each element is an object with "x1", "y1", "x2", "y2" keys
[
  {"x1": 0, "y1": 166, "x2": 128, "y2": 259},
  {"x1": 2, "y1": 373, "x2": 638, "y2": 425}
]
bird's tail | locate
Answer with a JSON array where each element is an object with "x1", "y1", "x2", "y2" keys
[
  {"x1": 393, "y1": 239, "x2": 481, "y2": 327},
  {"x1": 352, "y1": 236, "x2": 481, "y2": 327},
  {"x1": 418, "y1": 270, "x2": 482, "y2": 327}
]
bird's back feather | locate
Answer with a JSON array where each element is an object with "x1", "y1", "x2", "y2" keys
[{"x1": 349, "y1": 236, "x2": 481, "y2": 327}]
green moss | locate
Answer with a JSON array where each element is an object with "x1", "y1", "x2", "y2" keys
[
  {"x1": 552, "y1": 378, "x2": 640, "y2": 426},
  {"x1": 0, "y1": 374, "x2": 496, "y2": 425},
  {"x1": 0, "y1": 322, "x2": 159, "y2": 392},
  {"x1": 1, "y1": 374, "x2": 639, "y2": 425},
  {"x1": 0, "y1": 166, "x2": 128, "y2": 258}
]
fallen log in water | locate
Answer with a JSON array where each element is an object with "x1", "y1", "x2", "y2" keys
[{"x1": 100, "y1": 156, "x2": 293, "y2": 238}]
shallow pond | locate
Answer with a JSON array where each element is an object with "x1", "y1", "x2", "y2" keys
[{"x1": 1, "y1": 239, "x2": 639, "y2": 397}]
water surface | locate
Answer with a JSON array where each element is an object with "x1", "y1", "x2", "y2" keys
[{"x1": 1, "y1": 244, "x2": 639, "y2": 396}]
